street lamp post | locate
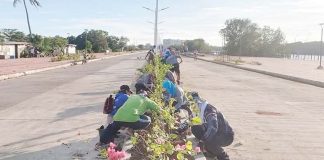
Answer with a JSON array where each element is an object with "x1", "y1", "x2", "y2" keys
[
  {"x1": 143, "y1": 0, "x2": 169, "y2": 51},
  {"x1": 154, "y1": 0, "x2": 159, "y2": 50},
  {"x1": 318, "y1": 23, "x2": 324, "y2": 69}
]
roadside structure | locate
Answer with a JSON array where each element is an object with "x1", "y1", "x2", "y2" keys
[
  {"x1": 0, "y1": 41, "x2": 29, "y2": 59},
  {"x1": 65, "y1": 44, "x2": 77, "y2": 54}
]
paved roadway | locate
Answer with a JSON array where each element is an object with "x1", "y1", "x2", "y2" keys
[
  {"x1": 1, "y1": 53, "x2": 324, "y2": 160},
  {"x1": 0, "y1": 53, "x2": 145, "y2": 159},
  {"x1": 182, "y1": 57, "x2": 324, "y2": 160}
]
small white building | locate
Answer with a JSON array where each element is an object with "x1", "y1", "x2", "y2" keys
[
  {"x1": 0, "y1": 42, "x2": 29, "y2": 59},
  {"x1": 65, "y1": 44, "x2": 77, "y2": 54}
]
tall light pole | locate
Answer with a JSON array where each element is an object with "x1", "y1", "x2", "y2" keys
[
  {"x1": 318, "y1": 23, "x2": 324, "y2": 69},
  {"x1": 143, "y1": 0, "x2": 169, "y2": 51},
  {"x1": 154, "y1": 0, "x2": 159, "y2": 49}
]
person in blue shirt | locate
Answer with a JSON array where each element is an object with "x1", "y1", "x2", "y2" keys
[
  {"x1": 106, "y1": 85, "x2": 133, "y2": 126},
  {"x1": 161, "y1": 47, "x2": 172, "y2": 63},
  {"x1": 162, "y1": 71, "x2": 176, "y2": 100},
  {"x1": 162, "y1": 71, "x2": 192, "y2": 117}
]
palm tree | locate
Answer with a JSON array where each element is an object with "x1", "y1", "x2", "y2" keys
[{"x1": 13, "y1": 0, "x2": 41, "y2": 43}]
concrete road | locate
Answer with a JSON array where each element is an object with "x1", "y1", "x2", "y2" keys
[
  {"x1": 0, "y1": 53, "x2": 145, "y2": 159},
  {"x1": 182, "y1": 57, "x2": 324, "y2": 160}
]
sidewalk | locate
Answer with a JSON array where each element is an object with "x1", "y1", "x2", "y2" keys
[
  {"x1": 0, "y1": 52, "x2": 137, "y2": 80},
  {"x1": 194, "y1": 54, "x2": 324, "y2": 87}
]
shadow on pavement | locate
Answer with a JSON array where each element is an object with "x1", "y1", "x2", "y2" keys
[
  {"x1": 77, "y1": 91, "x2": 107, "y2": 96},
  {"x1": 1, "y1": 123, "x2": 97, "y2": 149},
  {"x1": 51, "y1": 103, "x2": 101, "y2": 123},
  {"x1": 1, "y1": 137, "x2": 100, "y2": 160}
]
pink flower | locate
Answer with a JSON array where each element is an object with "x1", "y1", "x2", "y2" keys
[
  {"x1": 109, "y1": 153, "x2": 117, "y2": 160},
  {"x1": 107, "y1": 148, "x2": 115, "y2": 154},
  {"x1": 116, "y1": 151, "x2": 126, "y2": 159},
  {"x1": 175, "y1": 144, "x2": 181, "y2": 151},
  {"x1": 194, "y1": 147, "x2": 201, "y2": 153},
  {"x1": 180, "y1": 145, "x2": 186, "y2": 150},
  {"x1": 106, "y1": 142, "x2": 127, "y2": 160}
]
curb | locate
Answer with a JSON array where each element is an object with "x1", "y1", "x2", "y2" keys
[
  {"x1": 184, "y1": 55, "x2": 324, "y2": 88},
  {"x1": 0, "y1": 52, "x2": 141, "y2": 81}
]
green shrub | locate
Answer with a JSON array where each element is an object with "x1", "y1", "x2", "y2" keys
[
  {"x1": 50, "y1": 54, "x2": 81, "y2": 62},
  {"x1": 130, "y1": 56, "x2": 199, "y2": 160}
]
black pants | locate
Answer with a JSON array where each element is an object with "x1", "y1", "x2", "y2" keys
[
  {"x1": 192, "y1": 125, "x2": 234, "y2": 160},
  {"x1": 100, "y1": 115, "x2": 151, "y2": 144},
  {"x1": 170, "y1": 63, "x2": 180, "y2": 75}
]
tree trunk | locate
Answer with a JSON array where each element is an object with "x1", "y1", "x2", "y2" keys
[{"x1": 23, "y1": 0, "x2": 33, "y2": 44}]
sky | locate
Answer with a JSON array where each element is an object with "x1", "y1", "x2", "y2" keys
[{"x1": 1, "y1": 0, "x2": 324, "y2": 46}]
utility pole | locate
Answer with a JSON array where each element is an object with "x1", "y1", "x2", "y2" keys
[
  {"x1": 143, "y1": 0, "x2": 169, "y2": 51},
  {"x1": 239, "y1": 36, "x2": 242, "y2": 59},
  {"x1": 154, "y1": 0, "x2": 158, "y2": 50},
  {"x1": 318, "y1": 23, "x2": 324, "y2": 69}
]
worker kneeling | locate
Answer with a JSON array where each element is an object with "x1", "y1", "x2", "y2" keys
[
  {"x1": 190, "y1": 92, "x2": 234, "y2": 160},
  {"x1": 99, "y1": 83, "x2": 161, "y2": 146}
]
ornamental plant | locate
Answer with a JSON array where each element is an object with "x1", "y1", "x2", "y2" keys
[{"x1": 129, "y1": 56, "x2": 201, "y2": 160}]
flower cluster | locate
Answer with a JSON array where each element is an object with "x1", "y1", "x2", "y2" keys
[
  {"x1": 175, "y1": 144, "x2": 201, "y2": 153},
  {"x1": 107, "y1": 143, "x2": 127, "y2": 160}
]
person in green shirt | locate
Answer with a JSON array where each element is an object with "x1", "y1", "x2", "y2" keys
[{"x1": 99, "y1": 83, "x2": 161, "y2": 145}]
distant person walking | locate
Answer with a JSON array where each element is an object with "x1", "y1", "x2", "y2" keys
[
  {"x1": 145, "y1": 49, "x2": 155, "y2": 64},
  {"x1": 194, "y1": 50, "x2": 198, "y2": 61},
  {"x1": 166, "y1": 49, "x2": 183, "y2": 84}
]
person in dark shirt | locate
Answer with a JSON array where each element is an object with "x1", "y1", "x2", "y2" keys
[
  {"x1": 190, "y1": 92, "x2": 234, "y2": 160},
  {"x1": 145, "y1": 49, "x2": 155, "y2": 64}
]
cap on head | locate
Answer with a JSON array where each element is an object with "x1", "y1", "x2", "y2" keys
[
  {"x1": 120, "y1": 85, "x2": 133, "y2": 94},
  {"x1": 135, "y1": 83, "x2": 150, "y2": 94}
]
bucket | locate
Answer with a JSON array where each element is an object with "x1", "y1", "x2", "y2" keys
[{"x1": 97, "y1": 125, "x2": 105, "y2": 137}]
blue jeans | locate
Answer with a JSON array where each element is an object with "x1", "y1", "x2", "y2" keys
[{"x1": 100, "y1": 115, "x2": 151, "y2": 144}]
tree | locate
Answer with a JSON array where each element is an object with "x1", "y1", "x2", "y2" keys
[
  {"x1": 13, "y1": 0, "x2": 41, "y2": 43},
  {"x1": 124, "y1": 45, "x2": 137, "y2": 51},
  {"x1": 85, "y1": 40, "x2": 92, "y2": 53},
  {"x1": 144, "y1": 43, "x2": 153, "y2": 50},
  {"x1": 86, "y1": 30, "x2": 109, "y2": 52},
  {"x1": 107, "y1": 36, "x2": 129, "y2": 52},
  {"x1": 184, "y1": 39, "x2": 212, "y2": 52},
  {"x1": 75, "y1": 32, "x2": 87, "y2": 50},
  {"x1": 67, "y1": 36, "x2": 76, "y2": 45},
  {"x1": 118, "y1": 37, "x2": 129, "y2": 51},
  {"x1": 31, "y1": 34, "x2": 43, "y2": 49},
  {"x1": 0, "y1": 33, "x2": 4, "y2": 43},
  {"x1": 74, "y1": 30, "x2": 109, "y2": 52},
  {"x1": 169, "y1": 44, "x2": 185, "y2": 52},
  {"x1": 40, "y1": 36, "x2": 67, "y2": 55},
  {"x1": 137, "y1": 44, "x2": 144, "y2": 50},
  {"x1": 108, "y1": 36, "x2": 120, "y2": 52},
  {"x1": 258, "y1": 26, "x2": 285, "y2": 56},
  {"x1": 220, "y1": 18, "x2": 285, "y2": 57},
  {"x1": 220, "y1": 18, "x2": 260, "y2": 56},
  {"x1": 1, "y1": 29, "x2": 27, "y2": 42},
  {"x1": 52, "y1": 36, "x2": 68, "y2": 51}
]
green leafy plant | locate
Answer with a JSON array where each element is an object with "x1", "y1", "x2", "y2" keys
[
  {"x1": 50, "y1": 54, "x2": 81, "y2": 62},
  {"x1": 129, "y1": 56, "x2": 200, "y2": 160}
]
